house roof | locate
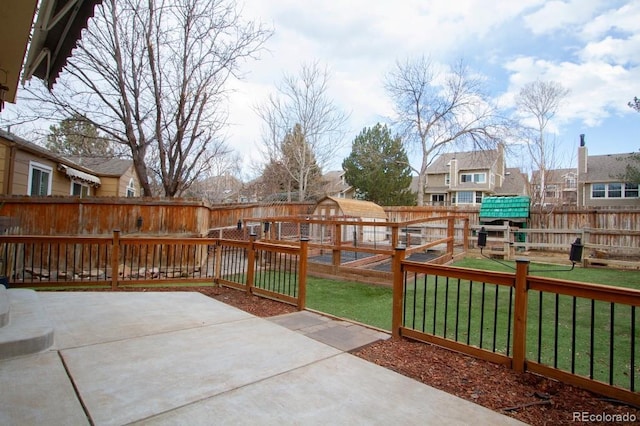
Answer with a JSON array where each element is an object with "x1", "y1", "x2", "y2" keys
[
  {"x1": 494, "y1": 168, "x2": 529, "y2": 196},
  {"x1": 583, "y1": 153, "x2": 637, "y2": 182},
  {"x1": 531, "y1": 168, "x2": 576, "y2": 184},
  {"x1": 23, "y1": 0, "x2": 103, "y2": 89},
  {"x1": 427, "y1": 149, "x2": 500, "y2": 174},
  {"x1": 314, "y1": 196, "x2": 387, "y2": 220},
  {"x1": 322, "y1": 170, "x2": 352, "y2": 197},
  {"x1": 1, "y1": 0, "x2": 102, "y2": 105},
  {"x1": 479, "y1": 196, "x2": 530, "y2": 222},
  {"x1": 0, "y1": 128, "x2": 132, "y2": 178},
  {"x1": 66, "y1": 156, "x2": 133, "y2": 177}
]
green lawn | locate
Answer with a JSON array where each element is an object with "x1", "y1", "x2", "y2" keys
[{"x1": 306, "y1": 259, "x2": 640, "y2": 390}]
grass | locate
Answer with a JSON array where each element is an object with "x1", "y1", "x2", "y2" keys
[{"x1": 304, "y1": 258, "x2": 640, "y2": 390}]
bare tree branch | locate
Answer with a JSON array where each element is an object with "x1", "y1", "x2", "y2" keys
[
  {"x1": 254, "y1": 61, "x2": 349, "y2": 201},
  {"x1": 385, "y1": 56, "x2": 509, "y2": 205},
  {"x1": 10, "y1": 0, "x2": 271, "y2": 197}
]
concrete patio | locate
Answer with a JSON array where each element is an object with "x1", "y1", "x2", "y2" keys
[{"x1": 0, "y1": 290, "x2": 524, "y2": 425}]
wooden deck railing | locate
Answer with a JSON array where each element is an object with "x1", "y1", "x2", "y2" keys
[
  {"x1": 391, "y1": 247, "x2": 640, "y2": 406},
  {"x1": 0, "y1": 231, "x2": 308, "y2": 309}
]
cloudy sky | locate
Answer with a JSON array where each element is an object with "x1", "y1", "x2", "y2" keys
[{"x1": 227, "y1": 0, "x2": 640, "y2": 174}]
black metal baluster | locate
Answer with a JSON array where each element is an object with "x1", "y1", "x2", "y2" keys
[
  {"x1": 506, "y1": 286, "x2": 513, "y2": 357},
  {"x1": 590, "y1": 299, "x2": 595, "y2": 379},
  {"x1": 537, "y1": 292, "x2": 543, "y2": 363},
  {"x1": 571, "y1": 296, "x2": 577, "y2": 374},
  {"x1": 444, "y1": 277, "x2": 450, "y2": 339},
  {"x1": 467, "y1": 281, "x2": 473, "y2": 345},
  {"x1": 609, "y1": 302, "x2": 614, "y2": 385},
  {"x1": 554, "y1": 293, "x2": 559, "y2": 368},
  {"x1": 411, "y1": 273, "x2": 418, "y2": 330},
  {"x1": 479, "y1": 282, "x2": 486, "y2": 348},
  {"x1": 432, "y1": 275, "x2": 438, "y2": 335},
  {"x1": 455, "y1": 279, "x2": 461, "y2": 342},
  {"x1": 492, "y1": 284, "x2": 499, "y2": 353},
  {"x1": 631, "y1": 306, "x2": 636, "y2": 392}
]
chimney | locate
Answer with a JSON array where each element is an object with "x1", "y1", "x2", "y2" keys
[
  {"x1": 578, "y1": 134, "x2": 587, "y2": 174},
  {"x1": 449, "y1": 157, "x2": 458, "y2": 188}
]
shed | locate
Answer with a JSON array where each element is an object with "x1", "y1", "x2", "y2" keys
[
  {"x1": 312, "y1": 196, "x2": 387, "y2": 243},
  {"x1": 313, "y1": 196, "x2": 387, "y2": 220}
]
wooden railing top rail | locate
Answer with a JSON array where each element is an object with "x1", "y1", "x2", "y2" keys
[
  {"x1": 401, "y1": 261, "x2": 516, "y2": 287},
  {"x1": 243, "y1": 215, "x2": 467, "y2": 228},
  {"x1": 254, "y1": 240, "x2": 302, "y2": 255},
  {"x1": 527, "y1": 275, "x2": 640, "y2": 306}
]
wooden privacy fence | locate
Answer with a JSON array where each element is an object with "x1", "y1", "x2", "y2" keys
[
  {"x1": 391, "y1": 250, "x2": 640, "y2": 406},
  {"x1": 0, "y1": 232, "x2": 308, "y2": 310},
  {"x1": 472, "y1": 222, "x2": 640, "y2": 266}
]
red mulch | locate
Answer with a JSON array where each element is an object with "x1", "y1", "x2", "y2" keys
[{"x1": 76, "y1": 285, "x2": 640, "y2": 425}]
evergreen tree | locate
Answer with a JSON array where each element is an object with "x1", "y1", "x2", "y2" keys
[
  {"x1": 342, "y1": 124, "x2": 416, "y2": 206},
  {"x1": 47, "y1": 114, "x2": 114, "y2": 157}
]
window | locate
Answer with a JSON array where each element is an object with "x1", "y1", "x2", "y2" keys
[
  {"x1": 475, "y1": 191, "x2": 483, "y2": 204},
  {"x1": 28, "y1": 162, "x2": 52, "y2": 196},
  {"x1": 625, "y1": 183, "x2": 639, "y2": 198},
  {"x1": 565, "y1": 175, "x2": 577, "y2": 189},
  {"x1": 444, "y1": 173, "x2": 450, "y2": 185},
  {"x1": 608, "y1": 183, "x2": 622, "y2": 198},
  {"x1": 591, "y1": 184, "x2": 605, "y2": 198},
  {"x1": 71, "y1": 182, "x2": 90, "y2": 197},
  {"x1": 431, "y1": 194, "x2": 445, "y2": 205},
  {"x1": 591, "y1": 182, "x2": 639, "y2": 199},
  {"x1": 460, "y1": 173, "x2": 486, "y2": 184},
  {"x1": 545, "y1": 184, "x2": 558, "y2": 198},
  {"x1": 126, "y1": 178, "x2": 136, "y2": 197},
  {"x1": 457, "y1": 191, "x2": 474, "y2": 204}
]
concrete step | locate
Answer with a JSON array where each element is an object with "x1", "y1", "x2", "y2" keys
[
  {"x1": 0, "y1": 288, "x2": 54, "y2": 360},
  {"x1": 0, "y1": 285, "x2": 9, "y2": 327}
]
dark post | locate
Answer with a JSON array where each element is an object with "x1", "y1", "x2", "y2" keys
[
  {"x1": 391, "y1": 245, "x2": 407, "y2": 338},
  {"x1": 297, "y1": 238, "x2": 309, "y2": 311},
  {"x1": 111, "y1": 230, "x2": 120, "y2": 290},
  {"x1": 246, "y1": 233, "x2": 257, "y2": 296}
]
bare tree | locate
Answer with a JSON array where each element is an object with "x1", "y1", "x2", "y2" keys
[
  {"x1": 516, "y1": 80, "x2": 570, "y2": 208},
  {"x1": 255, "y1": 61, "x2": 348, "y2": 201},
  {"x1": 18, "y1": 0, "x2": 271, "y2": 197},
  {"x1": 385, "y1": 56, "x2": 507, "y2": 206}
]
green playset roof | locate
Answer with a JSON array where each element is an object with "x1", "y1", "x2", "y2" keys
[{"x1": 479, "y1": 196, "x2": 530, "y2": 221}]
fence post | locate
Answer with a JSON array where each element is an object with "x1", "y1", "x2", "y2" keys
[
  {"x1": 503, "y1": 220, "x2": 511, "y2": 260},
  {"x1": 513, "y1": 259, "x2": 530, "y2": 372},
  {"x1": 391, "y1": 245, "x2": 407, "y2": 339},
  {"x1": 447, "y1": 217, "x2": 454, "y2": 256},
  {"x1": 463, "y1": 218, "x2": 469, "y2": 252},
  {"x1": 297, "y1": 238, "x2": 309, "y2": 311},
  {"x1": 214, "y1": 240, "x2": 222, "y2": 285},
  {"x1": 111, "y1": 229, "x2": 120, "y2": 290},
  {"x1": 332, "y1": 222, "x2": 341, "y2": 267},
  {"x1": 246, "y1": 233, "x2": 257, "y2": 295}
]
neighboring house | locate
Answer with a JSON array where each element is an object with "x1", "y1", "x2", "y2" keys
[
  {"x1": 530, "y1": 168, "x2": 578, "y2": 207},
  {"x1": 322, "y1": 170, "x2": 356, "y2": 199},
  {"x1": 577, "y1": 136, "x2": 639, "y2": 207},
  {"x1": 0, "y1": 129, "x2": 140, "y2": 197},
  {"x1": 414, "y1": 145, "x2": 528, "y2": 206},
  {"x1": 188, "y1": 173, "x2": 250, "y2": 204}
]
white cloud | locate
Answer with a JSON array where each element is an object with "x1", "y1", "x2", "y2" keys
[{"x1": 523, "y1": 0, "x2": 606, "y2": 35}]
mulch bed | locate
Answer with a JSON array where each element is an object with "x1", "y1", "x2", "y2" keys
[{"x1": 68, "y1": 285, "x2": 640, "y2": 425}]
